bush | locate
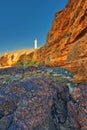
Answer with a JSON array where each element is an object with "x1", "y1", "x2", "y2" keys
[
  {"x1": 24, "y1": 60, "x2": 33, "y2": 66},
  {"x1": 17, "y1": 60, "x2": 41, "y2": 66},
  {"x1": 34, "y1": 61, "x2": 41, "y2": 65},
  {"x1": 17, "y1": 60, "x2": 24, "y2": 66}
]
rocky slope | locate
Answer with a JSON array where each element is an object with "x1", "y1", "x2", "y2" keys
[
  {"x1": 45, "y1": 0, "x2": 87, "y2": 82},
  {"x1": 0, "y1": 66, "x2": 87, "y2": 130},
  {"x1": 0, "y1": 0, "x2": 87, "y2": 82},
  {"x1": 0, "y1": 49, "x2": 34, "y2": 67}
]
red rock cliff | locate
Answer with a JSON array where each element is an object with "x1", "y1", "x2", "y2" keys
[{"x1": 45, "y1": 0, "x2": 87, "y2": 82}]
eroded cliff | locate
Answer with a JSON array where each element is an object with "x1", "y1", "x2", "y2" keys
[
  {"x1": 0, "y1": 49, "x2": 34, "y2": 67},
  {"x1": 45, "y1": 0, "x2": 87, "y2": 82}
]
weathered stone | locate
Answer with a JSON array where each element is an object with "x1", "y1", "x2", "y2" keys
[
  {"x1": 0, "y1": 66, "x2": 86, "y2": 130},
  {"x1": 67, "y1": 84, "x2": 87, "y2": 130}
]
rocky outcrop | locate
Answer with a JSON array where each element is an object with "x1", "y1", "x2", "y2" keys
[
  {"x1": 45, "y1": 0, "x2": 87, "y2": 82},
  {"x1": 68, "y1": 84, "x2": 87, "y2": 130},
  {"x1": 0, "y1": 49, "x2": 34, "y2": 67},
  {"x1": 0, "y1": 66, "x2": 87, "y2": 130}
]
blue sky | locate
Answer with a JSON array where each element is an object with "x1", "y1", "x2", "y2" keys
[{"x1": 0, "y1": 0, "x2": 68, "y2": 54}]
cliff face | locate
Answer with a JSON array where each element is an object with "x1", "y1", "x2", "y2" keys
[
  {"x1": 0, "y1": 49, "x2": 34, "y2": 67},
  {"x1": 0, "y1": 46, "x2": 46, "y2": 67},
  {"x1": 0, "y1": 0, "x2": 87, "y2": 82},
  {"x1": 45, "y1": 0, "x2": 87, "y2": 82}
]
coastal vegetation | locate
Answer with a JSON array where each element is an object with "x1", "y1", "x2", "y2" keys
[{"x1": 17, "y1": 60, "x2": 41, "y2": 66}]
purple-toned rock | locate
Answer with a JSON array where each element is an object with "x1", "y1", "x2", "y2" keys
[
  {"x1": 68, "y1": 84, "x2": 87, "y2": 130},
  {"x1": 0, "y1": 66, "x2": 87, "y2": 130},
  {"x1": 0, "y1": 76, "x2": 70, "y2": 130}
]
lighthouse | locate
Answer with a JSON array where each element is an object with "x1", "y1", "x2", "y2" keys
[{"x1": 34, "y1": 38, "x2": 37, "y2": 49}]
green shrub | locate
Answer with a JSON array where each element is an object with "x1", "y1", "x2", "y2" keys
[
  {"x1": 17, "y1": 60, "x2": 41, "y2": 66},
  {"x1": 34, "y1": 61, "x2": 41, "y2": 65},
  {"x1": 17, "y1": 60, "x2": 24, "y2": 66},
  {"x1": 24, "y1": 60, "x2": 33, "y2": 66}
]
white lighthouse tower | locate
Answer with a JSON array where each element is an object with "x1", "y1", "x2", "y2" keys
[{"x1": 34, "y1": 38, "x2": 37, "y2": 49}]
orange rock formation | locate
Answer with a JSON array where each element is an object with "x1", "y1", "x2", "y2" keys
[
  {"x1": 0, "y1": 49, "x2": 34, "y2": 67},
  {"x1": 45, "y1": 0, "x2": 87, "y2": 82}
]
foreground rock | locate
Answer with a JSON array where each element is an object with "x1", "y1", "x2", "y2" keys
[
  {"x1": 0, "y1": 66, "x2": 87, "y2": 130},
  {"x1": 0, "y1": 77, "x2": 68, "y2": 130},
  {"x1": 68, "y1": 84, "x2": 87, "y2": 130}
]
